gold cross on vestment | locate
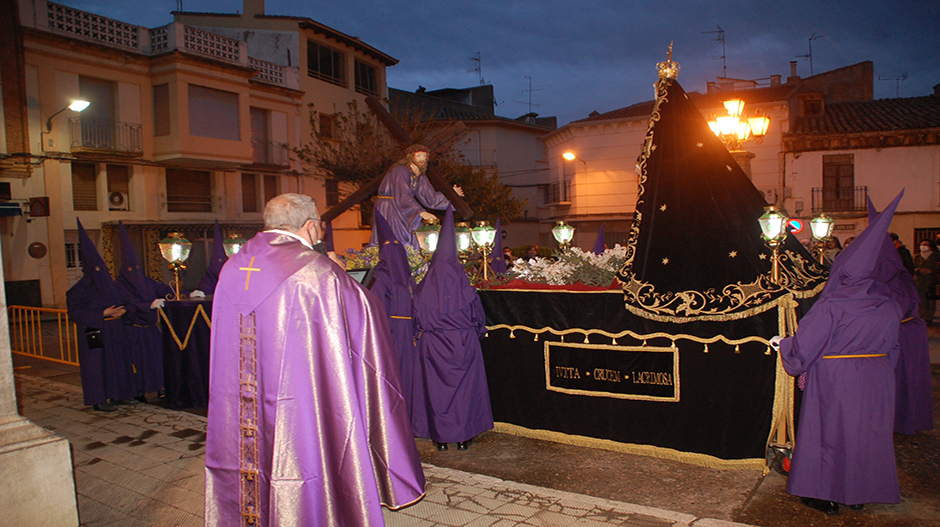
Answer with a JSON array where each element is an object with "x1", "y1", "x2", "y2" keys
[{"x1": 239, "y1": 257, "x2": 261, "y2": 291}]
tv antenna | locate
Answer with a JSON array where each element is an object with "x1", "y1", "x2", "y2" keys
[
  {"x1": 796, "y1": 33, "x2": 824, "y2": 76},
  {"x1": 176, "y1": 1, "x2": 183, "y2": 11},
  {"x1": 469, "y1": 52, "x2": 486, "y2": 86},
  {"x1": 513, "y1": 76, "x2": 542, "y2": 113},
  {"x1": 703, "y1": 25, "x2": 726, "y2": 78},
  {"x1": 878, "y1": 72, "x2": 908, "y2": 97}
]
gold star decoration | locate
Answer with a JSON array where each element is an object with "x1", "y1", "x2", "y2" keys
[
  {"x1": 651, "y1": 144, "x2": 658, "y2": 151},
  {"x1": 660, "y1": 204, "x2": 667, "y2": 212},
  {"x1": 696, "y1": 142, "x2": 704, "y2": 148},
  {"x1": 729, "y1": 250, "x2": 737, "y2": 258},
  {"x1": 662, "y1": 257, "x2": 670, "y2": 265},
  {"x1": 759, "y1": 253, "x2": 767, "y2": 260}
]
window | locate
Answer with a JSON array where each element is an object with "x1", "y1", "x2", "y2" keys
[
  {"x1": 325, "y1": 179, "x2": 339, "y2": 207},
  {"x1": 250, "y1": 107, "x2": 269, "y2": 163},
  {"x1": 166, "y1": 168, "x2": 212, "y2": 212},
  {"x1": 153, "y1": 84, "x2": 170, "y2": 136},
  {"x1": 106, "y1": 164, "x2": 130, "y2": 211},
  {"x1": 319, "y1": 112, "x2": 335, "y2": 139},
  {"x1": 188, "y1": 85, "x2": 239, "y2": 140},
  {"x1": 242, "y1": 173, "x2": 259, "y2": 212},
  {"x1": 822, "y1": 154, "x2": 855, "y2": 211},
  {"x1": 263, "y1": 175, "x2": 278, "y2": 205},
  {"x1": 71, "y1": 162, "x2": 97, "y2": 211},
  {"x1": 307, "y1": 41, "x2": 346, "y2": 87},
  {"x1": 354, "y1": 60, "x2": 377, "y2": 96}
]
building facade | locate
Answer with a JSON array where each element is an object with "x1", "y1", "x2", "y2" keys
[{"x1": 1, "y1": 0, "x2": 395, "y2": 308}]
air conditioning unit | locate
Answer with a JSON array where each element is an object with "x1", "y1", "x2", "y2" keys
[{"x1": 108, "y1": 191, "x2": 128, "y2": 211}]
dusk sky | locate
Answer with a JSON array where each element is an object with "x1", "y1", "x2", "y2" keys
[{"x1": 55, "y1": 0, "x2": 940, "y2": 126}]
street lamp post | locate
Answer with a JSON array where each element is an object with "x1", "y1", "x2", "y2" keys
[
  {"x1": 470, "y1": 220, "x2": 497, "y2": 280},
  {"x1": 809, "y1": 213, "x2": 835, "y2": 265},
  {"x1": 551, "y1": 221, "x2": 575, "y2": 253},
  {"x1": 707, "y1": 99, "x2": 770, "y2": 151},
  {"x1": 158, "y1": 232, "x2": 192, "y2": 300},
  {"x1": 758, "y1": 206, "x2": 789, "y2": 285}
]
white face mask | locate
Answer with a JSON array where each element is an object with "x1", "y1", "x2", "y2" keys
[{"x1": 921, "y1": 246, "x2": 932, "y2": 255}]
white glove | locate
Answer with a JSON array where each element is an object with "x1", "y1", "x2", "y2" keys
[
  {"x1": 419, "y1": 211, "x2": 437, "y2": 222},
  {"x1": 453, "y1": 185, "x2": 464, "y2": 197},
  {"x1": 189, "y1": 290, "x2": 206, "y2": 298},
  {"x1": 768, "y1": 335, "x2": 783, "y2": 350},
  {"x1": 150, "y1": 298, "x2": 166, "y2": 309}
]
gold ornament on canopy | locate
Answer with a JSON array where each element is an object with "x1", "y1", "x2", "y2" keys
[{"x1": 656, "y1": 42, "x2": 680, "y2": 80}]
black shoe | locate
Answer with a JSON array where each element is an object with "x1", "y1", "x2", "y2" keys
[
  {"x1": 801, "y1": 497, "x2": 840, "y2": 515},
  {"x1": 93, "y1": 402, "x2": 118, "y2": 412},
  {"x1": 848, "y1": 504, "x2": 865, "y2": 511},
  {"x1": 433, "y1": 441, "x2": 448, "y2": 451},
  {"x1": 456, "y1": 439, "x2": 472, "y2": 450},
  {"x1": 116, "y1": 398, "x2": 139, "y2": 405},
  {"x1": 135, "y1": 395, "x2": 148, "y2": 403}
]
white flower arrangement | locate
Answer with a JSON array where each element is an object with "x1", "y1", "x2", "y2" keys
[{"x1": 507, "y1": 244, "x2": 628, "y2": 287}]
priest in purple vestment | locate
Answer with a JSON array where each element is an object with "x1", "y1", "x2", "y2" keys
[
  {"x1": 369, "y1": 211, "x2": 424, "y2": 434},
  {"x1": 369, "y1": 144, "x2": 460, "y2": 249},
  {"x1": 412, "y1": 206, "x2": 493, "y2": 451},
  {"x1": 66, "y1": 219, "x2": 134, "y2": 411},
  {"x1": 773, "y1": 192, "x2": 904, "y2": 514},
  {"x1": 205, "y1": 193, "x2": 425, "y2": 526}
]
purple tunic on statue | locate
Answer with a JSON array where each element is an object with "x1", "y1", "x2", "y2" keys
[
  {"x1": 116, "y1": 222, "x2": 172, "y2": 395},
  {"x1": 412, "y1": 206, "x2": 493, "y2": 443},
  {"x1": 66, "y1": 219, "x2": 135, "y2": 406},
  {"x1": 369, "y1": 212, "x2": 424, "y2": 434},
  {"x1": 205, "y1": 231, "x2": 425, "y2": 527},
  {"x1": 780, "y1": 192, "x2": 904, "y2": 506},
  {"x1": 370, "y1": 164, "x2": 451, "y2": 248}
]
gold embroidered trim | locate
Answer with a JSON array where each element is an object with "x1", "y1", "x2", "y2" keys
[
  {"x1": 157, "y1": 303, "x2": 212, "y2": 350},
  {"x1": 238, "y1": 312, "x2": 261, "y2": 526},
  {"x1": 390, "y1": 315, "x2": 413, "y2": 320},
  {"x1": 492, "y1": 422, "x2": 764, "y2": 470}
]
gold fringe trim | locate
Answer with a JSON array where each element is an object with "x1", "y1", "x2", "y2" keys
[
  {"x1": 492, "y1": 422, "x2": 764, "y2": 471},
  {"x1": 158, "y1": 303, "x2": 212, "y2": 350},
  {"x1": 484, "y1": 288, "x2": 623, "y2": 294},
  {"x1": 764, "y1": 293, "x2": 798, "y2": 475},
  {"x1": 485, "y1": 324, "x2": 773, "y2": 351}
]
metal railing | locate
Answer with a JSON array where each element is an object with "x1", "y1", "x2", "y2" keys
[
  {"x1": 69, "y1": 117, "x2": 143, "y2": 154},
  {"x1": 7, "y1": 306, "x2": 80, "y2": 366},
  {"x1": 251, "y1": 139, "x2": 290, "y2": 165},
  {"x1": 811, "y1": 186, "x2": 868, "y2": 213}
]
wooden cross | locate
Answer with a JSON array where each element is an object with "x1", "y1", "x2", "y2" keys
[
  {"x1": 239, "y1": 256, "x2": 261, "y2": 291},
  {"x1": 319, "y1": 95, "x2": 473, "y2": 223}
]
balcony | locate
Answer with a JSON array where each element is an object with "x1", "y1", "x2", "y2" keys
[
  {"x1": 69, "y1": 117, "x2": 143, "y2": 155},
  {"x1": 543, "y1": 180, "x2": 571, "y2": 206},
  {"x1": 811, "y1": 186, "x2": 868, "y2": 214},
  {"x1": 251, "y1": 140, "x2": 290, "y2": 166}
]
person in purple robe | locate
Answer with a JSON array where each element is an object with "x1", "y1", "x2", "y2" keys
[
  {"x1": 593, "y1": 224, "x2": 606, "y2": 255},
  {"x1": 195, "y1": 220, "x2": 227, "y2": 296},
  {"x1": 115, "y1": 222, "x2": 173, "y2": 400},
  {"x1": 772, "y1": 192, "x2": 904, "y2": 515},
  {"x1": 205, "y1": 193, "x2": 425, "y2": 526},
  {"x1": 369, "y1": 211, "x2": 424, "y2": 433},
  {"x1": 66, "y1": 219, "x2": 134, "y2": 411},
  {"x1": 369, "y1": 144, "x2": 461, "y2": 249},
  {"x1": 412, "y1": 205, "x2": 493, "y2": 451}
]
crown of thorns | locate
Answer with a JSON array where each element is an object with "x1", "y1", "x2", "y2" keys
[{"x1": 405, "y1": 144, "x2": 430, "y2": 155}]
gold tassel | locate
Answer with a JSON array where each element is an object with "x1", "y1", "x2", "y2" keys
[
  {"x1": 765, "y1": 345, "x2": 772, "y2": 355},
  {"x1": 534, "y1": 333, "x2": 539, "y2": 342},
  {"x1": 584, "y1": 333, "x2": 590, "y2": 343},
  {"x1": 561, "y1": 334, "x2": 565, "y2": 343},
  {"x1": 735, "y1": 344, "x2": 740, "y2": 353},
  {"x1": 612, "y1": 337, "x2": 618, "y2": 345},
  {"x1": 510, "y1": 329, "x2": 516, "y2": 339},
  {"x1": 642, "y1": 340, "x2": 647, "y2": 347},
  {"x1": 703, "y1": 342, "x2": 709, "y2": 353}
]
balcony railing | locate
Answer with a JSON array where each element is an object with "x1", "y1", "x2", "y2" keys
[
  {"x1": 69, "y1": 117, "x2": 143, "y2": 154},
  {"x1": 811, "y1": 186, "x2": 868, "y2": 213},
  {"x1": 543, "y1": 180, "x2": 571, "y2": 205},
  {"x1": 251, "y1": 140, "x2": 290, "y2": 166}
]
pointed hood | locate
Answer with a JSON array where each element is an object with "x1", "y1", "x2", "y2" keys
[
  {"x1": 414, "y1": 205, "x2": 477, "y2": 313},
  {"x1": 863, "y1": 192, "x2": 918, "y2": 318},
  {"x1": 372, "y1": 210, "x2": 415, "y2": 293},
  {"x1": 490, "y1": 217, "x2": 507, "y2": 275},
  {"x1": 76, "y1": 218, "x2": 122, "y2": 302},
  {"x1": 824, "y1": 191, "x2": 903, "y2": 303},
  {"x1": 617, "y1": 76, "x2": 826, "y2": 321},
  {"x1": 197, "y1": 220, "x2": 227, "y2": 294},
  {"x1": 593, "y1": 225, "x2": 606, "y2": 255},
  {"x1": 117, "y1": 221, "x2": 149, "y2": 299}
]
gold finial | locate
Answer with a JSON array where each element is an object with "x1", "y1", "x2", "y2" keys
[{"x1": 657, "y1": 41, "x2": 680, "y2": 80}]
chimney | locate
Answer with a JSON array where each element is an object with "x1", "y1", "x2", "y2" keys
[
  {"x1": 787, "y1": 61, "x2": 800, "y2": 83},
  {"x1": 707, "y1": 81, "x2": 718, "y2": 94},
  {"x1": 244, "y1": 0, "x2": 265, "y2": 16},
  {"x1": 770, "y1": 74, "x2": 781, "y2": 87}
]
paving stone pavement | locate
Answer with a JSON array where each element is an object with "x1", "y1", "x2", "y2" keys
[{"x1": 14, "y1": 373, "x2": 755, "y2": 527}]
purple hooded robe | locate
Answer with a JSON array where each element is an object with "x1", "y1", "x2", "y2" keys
[
  {"x1": 412, "y1": 206, "x2": 494, "y2": 443},
  {"x1": 593, "y1": 224, "x2": 606, "y2": 255},
  {"x1": 866, "y1": 198, "x2": 934, "y2": 435},
  {"x1": 197, "y1": 220, "x2": 227, "y2": 295},
  {"x1": 66, "y1": 219, "x2": 135, "y2": 405},
  {"x1": 205, "y1": 231, "x2": 425, "y2": 526},
  {"x1": 370, "y1": 164, "x2": 451, "y2": 248},
  {"x1": 780, "y1": 192, "x2": 903, "y2": 506},
  {"x1": 115, "y1": 221, "x2": 173, "y2": 395},
  {"x1": 369, "y1": 211, "x2": 424, "y2": 433}
]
